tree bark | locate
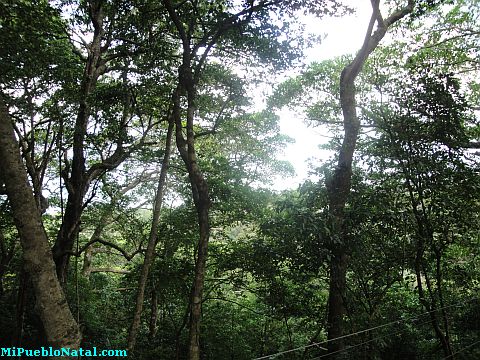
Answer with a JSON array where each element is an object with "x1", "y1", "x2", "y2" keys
[
  {"x1": 0, "y1": 97, "x2": 81, "y2": 350},
  {"x1": 325, "y1": 1, "x2": 413, "y2": 356},
  {"x1": 169, "y1": 76, "x2": 211, "y2": 360},
  {"x1": 188, "y1": 200, "x2": 210, "y2": 360},
  {"x1": 159, "y1": 0, "x2": 214, "y2": 346},
  {"x1": 127, "y1": 119, "x2": 174, "y2": 352},
  {"x1": 434, "y1": 246, "x2": 453, "y2": 357}
]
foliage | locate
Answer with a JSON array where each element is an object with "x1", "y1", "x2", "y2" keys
[{"x1": 0, "y1": 0, "x2": 479, "y2": 359}]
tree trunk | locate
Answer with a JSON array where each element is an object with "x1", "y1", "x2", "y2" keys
[
  {"x1": 175, "y1": 305, "x2": 191, "y2": 360},
  {"x1": 127, "y1": 120, "x2": 174, "y2": 351},
  {"x1": 81, "y1": 243, "x2": 94, "y2": 277},
  {"x1": 414, "y1": 250, "x2": 453, "y2": 357},
  {"x1": 188, "y1": 200, "x2": 210, "y2": 360},
  {"x1": 397, "y1": 141, "x2": 454, "y2": 358},
  {"x1": 434, "y1": 247, "x2": 453, "y2": 356},
  {"x1": 0, "y1": 97, "x2": 81, "y2": 350},
  {"x1": 325, "y1": 249, "x2": 348, "y2": 353},
  {"x1": 325, "y1": 1, "x2": 413, "y2": 356},
  {"x1": 52, "y1": 0, "x2": 106, "y2": 284},
  {"x1": 13, "y1": 269, "x2": 28, "y2": 347},
  {"x1": 149, "y1": 288, "x2": 158, "y2": 339},
  {"x1": 172, "y1": 62, "x2": 212, "y2": 360}
]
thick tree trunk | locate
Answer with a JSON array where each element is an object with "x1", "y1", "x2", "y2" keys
[
  {"x1": 127, "y1": 120, "x2": 174, "y2": 351},
  {"x1": 325, "y1": 1, "x2": 413, "y2": 356},
  {"x1": 0, "y1": 98, "x2": 81, "y2": 350},
  {"x1": 325, "y1": 249, "x2": 348, "y2": 353}
]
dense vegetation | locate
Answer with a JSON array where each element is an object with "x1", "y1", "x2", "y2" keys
[{"x1": 0, "y1": 0, "x2": 478, "y2": 359}]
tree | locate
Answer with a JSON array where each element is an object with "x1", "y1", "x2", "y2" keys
[
  {"x1": 322, "y1": 1, "x2": 414, "y2": 355},
  {"x1": 4, "y1": 0, "x2": 478, "y2": 357},
  {"x1": 51, "y1": 0, "x2": 158, "y2": 283},
  {"x1": 159, "y1": 1, "x2": 319, "y2": 357},
  {"x1": 370, "y1": 70, "x2": 479, "y2": 357},
  {"x1": 0, "y1": 98, "x2": 81, "y2": 352},
  {"x1": 127, "y1": 119, "x2": 174, "y2": 351}
]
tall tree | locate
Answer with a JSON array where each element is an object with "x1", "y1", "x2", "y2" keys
[
  {"x1": 373, "y1": 69, "x2": 478, "y2": 357},
  {"x1": 324, "y1": 1, "x2": 413, "y2": 355},
  {"x1": 160, "y1": 1, "x2": 312, "y2": 357},
  {"x1": 127, "y1": 118, "x2": 174, "y2": 351}
]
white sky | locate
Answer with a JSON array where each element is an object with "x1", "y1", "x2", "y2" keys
[{"x1": 274, "y1": 1, "x2": 372, "y2": 190}]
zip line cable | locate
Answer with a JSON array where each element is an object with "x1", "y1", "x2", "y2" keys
[
  {"x1": 253, "y1": 296, "x2": 479, "y2": 360},
  {"x1": 441, "y1": 339, "x2": 480, "y2": 359},
  {"x1": 308, "y1": 317, "x2": 435, "y2": 360}
]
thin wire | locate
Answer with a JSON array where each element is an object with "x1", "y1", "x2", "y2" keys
[
  {"x1": 308, "y1": 317, "x2": 435, "y2": 360},
  {"x1": 252, "y1": 297, "x2": 478, "y2": 360},
  {"x1": 441, "y1": 339, "x2": 480, "y2": 359}
]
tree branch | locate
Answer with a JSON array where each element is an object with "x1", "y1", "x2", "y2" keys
[
  {"x1": 89, "y1": 267, "x2": 130, "y2": 274},
  {"x1": 68, "y1": 238, "x2": 142, "y2": 261},
  {"x1": 194, "y1": 93, "x2": 233, "y2": 138}
]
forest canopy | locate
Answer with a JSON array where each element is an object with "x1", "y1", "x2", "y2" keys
[{"x1": 0, "y1": 0, "x2": 479, "y2": 359}]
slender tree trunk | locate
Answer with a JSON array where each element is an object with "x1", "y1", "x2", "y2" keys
[
  {"x1": 175, "y1": 304, "x2": 191, "y2": 360},
  {"x1": 325, "y1": 1, "x2": 413, "y2": 356},
  {"x1": 127, "y1": 120, "x2": 174, "y2": 351},
  {"x1": 283, "y1": 314, "x2": 294, "y2": 350},
  {"x1": 188, "y1": 201, "x2": 210, "y2": 360},
  {"x1": 325, "y1": 248, "x2": 348, "y2": 353},
  {"x1": 414, "y1": 250, "x2": 453, "y2": 357},
  {"x1": 13, "y1": 269, "x2": 28, "y2": 347},
  {"x1": 398, "y1": 143, "x2": 454, "y2": 358},
  {"x1": 81, "y1": 244, "x2": 94, "y2": 277},
  {"x1": 424, "y1": 257, "x2": 452, "y2": 357},
  {"x1": 434, "y1": 247, "x2": 453, "y2": 356},
  {"x1": 0, "y1": 98, "x2": 81, "y2": 350},
  {"x1": 161, "y1": 0, "x2": 265, "y2": 355},
  {"x1": 149, "y1": 288, "x2": 158, "y2": 339}
]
